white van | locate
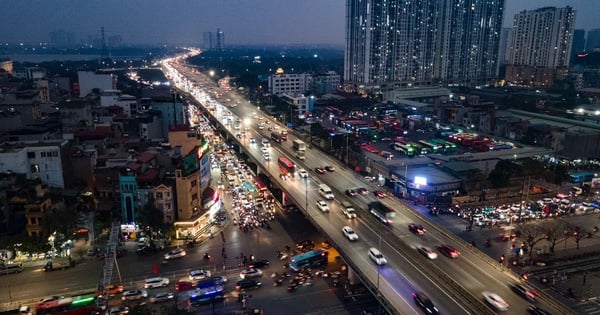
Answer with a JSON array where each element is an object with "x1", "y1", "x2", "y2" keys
[
  {"x1": 227, "y1": 175, "x2": 236, "y2": 185},
  {"x1": 319, "y1": 184, "x2": 335, "y2": 200}
]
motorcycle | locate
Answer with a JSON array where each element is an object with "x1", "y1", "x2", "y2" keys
[{"x1": 204, "y1": 253, "x2": 211, "y2": 260}]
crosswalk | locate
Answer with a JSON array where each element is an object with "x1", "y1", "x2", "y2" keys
[{"x1": 577, "y1": 299, "x2": 600, "y2": 315}]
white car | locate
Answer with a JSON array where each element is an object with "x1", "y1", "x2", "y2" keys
[
  {"x1": 482, "y1": 291, "x2": 509, "y2": 311},
  {"x1": 260, "y1": 147, "x2": 269, "y2": 154},
  {"x1": 239, "y1": 268, "x2": 263, "y2": 279},
  {"x1": 298, "y1": 169, "x2": 308, "y2": 178},
  {"x1": 368, "y1": 247, "x2": 387, "y2": 265},
  {"x1": 417, "y1": 246, "x2": 438, "y2": 259},
  {"x1": 342, "y1": 226, "x2": 359, "y2": 241},
  {"x1": 263, "y1": 153, "x2": 270, "y2": 161},
  {"x1": 144, "y1": 277, "x2": 169, "y2": 289},
  {"x1": 342, "y1": 208, "x2": 357, "y2": 219},
  {"x1": 163, "y1": 248, "x2": 186, "y2": 260},
  {"x1": 189, "y1": 270, "x2": 212, "y2": 280},
  {"x1": 316, "y1": 200, "x2": 329, "y2": 212}
]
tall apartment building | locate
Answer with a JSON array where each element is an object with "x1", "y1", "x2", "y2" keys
[
  {"x1": 203, "y1": 32, "x2": 214, "y2": 50},
  {"x1": 506, "y1": 6, "x2": 575, "y2": 87},
  {"x1": 509, "y1": 6, "x2": 575, "y2": 68},
  {"x1": 344, "y1": 0, "x2": 504, "y2": 89},
  {"x1": 216, "y1": 28, "x2": 225, "y2": 51},
  {"x1": 586, "y1": 29, "x2": 600, "y2": 52},
  {"x1": 572, "y1": 29, "x2": 586, "y2": 57}
]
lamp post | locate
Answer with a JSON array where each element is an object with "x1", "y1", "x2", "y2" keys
[
  {"x1": 345, "y1": 132, "x2": 349, "y2": 167},
  {"x1": 376, "y1": 231, "x2": 382, "y2": 315},
  {"x1": 305, "y1": 178, "x2": 308, "y2": 212}
]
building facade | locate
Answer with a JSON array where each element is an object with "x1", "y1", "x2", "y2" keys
[
  {"x1": 509, "y1": 6, "x2": 575, "y2": 69},
  {"x1": 268, "y1": 72, "x2": 311, "y2": 96},
  {"x1": 344, "y1": 0, "x2": 504, "y2": 89}
]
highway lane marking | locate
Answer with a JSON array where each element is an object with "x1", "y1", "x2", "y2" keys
[{"x1": 359, "y1": 220, "x2": 473, "y2": 315}]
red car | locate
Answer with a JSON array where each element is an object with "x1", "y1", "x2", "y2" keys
[
  {"x1": 175, "y1": 281, "x2": 195, "y2": 292},
  {"x1": 315, "y1": 167, "x2": 326, "y2": 174},
  {"x1": 373, "y1": 190, "x2": 387, "y2": 198}
]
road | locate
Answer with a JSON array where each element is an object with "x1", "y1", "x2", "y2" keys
[{"x1": 165, "y1": 56, "x2": 575, "y2": 315}]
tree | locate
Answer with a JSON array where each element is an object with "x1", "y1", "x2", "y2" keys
[
  {"x1": 571, "y1": 226, "x2": 586, "y2": 250},
  {"x1": 488, "y1": 160, "x2": 522, "y2": 188},
  {"x1": 540, "y1": 219, "x2": 567, "y2": 253},
  {"x1": 139, "y1": 203, "x2": 164, "y2": 230},
  {"x1": 516, "y1": 222, "x2": 546, "y2": 258}
]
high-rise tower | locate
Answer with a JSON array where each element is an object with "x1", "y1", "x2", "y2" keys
[
  {"x1": 344, "y1": 0, "x2": 504, "y2": 89},
  {"x1": 509, "y1": 6, "x2": 575, "y2": 68}
]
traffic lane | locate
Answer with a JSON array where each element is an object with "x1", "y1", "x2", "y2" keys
[
  {"x1": 309, "y1": 188, "x2": 471, "y2": 315},
  {"x1": 0, "y1": 259, "x2": 102, "y2": 303},
  {"x1": 394, "y1": 209, "x2": 542, "y2": 314}
]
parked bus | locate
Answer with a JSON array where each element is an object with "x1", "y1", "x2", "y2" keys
[
  {"x1": 253, "y1": 176, "x2": 268, "y2": 196},
  {"x1": 36, "y1": 295, "x2": 97, "y2": 315},
  {"x1": 368, "y1": 201, "x2": 396, "y2": 224},
  {"x1": 289, "y1": 249, "x2": 329, "y2": 271},
  {"x1": 570, "y1": 172, "x2": 597, "y2": 183},
  {"x1": 408, "y1": 142, "x2": 427, "y2": 155},
  {"x1": 0, "y1": 263, "x2": 23, "y2": 275},
  {"x1": 418, "y1": 140, "x2": 439, "y2": 154},
  {"x1": 277, "y1": 156, "x2": 296, "y2": 177},
  {"x1": 392, "y1": 143, "x2": 415, "y2": 157}
]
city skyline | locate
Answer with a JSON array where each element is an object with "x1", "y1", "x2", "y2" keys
[{"x1": 0, "y1": 0, "x2": 599, "y2": 46}]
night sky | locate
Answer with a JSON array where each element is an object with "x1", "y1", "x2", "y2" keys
[{"x1": 0, "y1": 0, "x2": 598, "y2": 46}]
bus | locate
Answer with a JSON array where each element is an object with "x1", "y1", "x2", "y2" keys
[
  {"x1": 292, "y1": 140, "x2": 306, "y2": 151},
  {"x1": 277, "y1": 156, "x2": 296, "y2": 177},
  {"x1": 36, "y1": 295, "x2": 97, "y2": 315},
  {"x1": 188, "y1": 287, "x2": 225, "y2": 306},
  {"x1": 418, "y1": 140, "x2": 439, "y2": 154},
  {"x1": 289, "y1": 249, "x2": 329, "y2": 271},
  {"x1": 570, "y1": 172, "x2": 597, "y2": 183},
  {"x1": 253, "y1": 176, "x2": 268, "y2": 196},
  {"x1": 368, "y1": 201, "x2": 396, "y2": 224},
  {"x1": 392, "y1": 143, "x2": 415, "y2": 157},
  {"x1": 408, "y1": 142, "x2": 427, "y2": 155}
]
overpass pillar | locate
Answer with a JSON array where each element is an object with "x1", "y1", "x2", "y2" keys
[{"x1": 347, "y1": 265, "x2": 359, "y2": 285}]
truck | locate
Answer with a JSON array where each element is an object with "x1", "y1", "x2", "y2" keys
[
  {"x1": 292, "y1": 140, "x2": 306, "y2": 151},
  {"x1": 43, "y1": 258, "x2": 73, "y2": 271},
  {"x1": 271, "y1": 132, "x2": 283, "y2": 143}
]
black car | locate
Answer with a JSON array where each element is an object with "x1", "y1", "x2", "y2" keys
[
  {"x1": 136, "y1": 245, "x2": 157, "y2": 255},
  {"x1": 345, "y1": 189, "x2": 358, "y2": 197},
  {"x1": 511, "y1": 283, "x2": 537, "y2": 301},
  {"x1": 296, "y1": 240, "x2": 315, "y2": 251},
  {"x1": 356, "y1": 187, "x2": 369, "y2": 195},
  {"x1": 248, "y1": 259, "x2": 270, "y2": 269},
  {"x1": 408, "y1": 223, "x2": 426, "y2": 235},
  {"x1": 235, "y1": 279, "x2": 262, "y2": 291},
  {"x1": 413, "y1": 292, "x2": 439, "y2": 315},
  {"x1": 324, "y1": 166, "x2": 335, "y2": 172},
  {"x1": 527, "y1": 305, "x2": 552, "y2": 315}
]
